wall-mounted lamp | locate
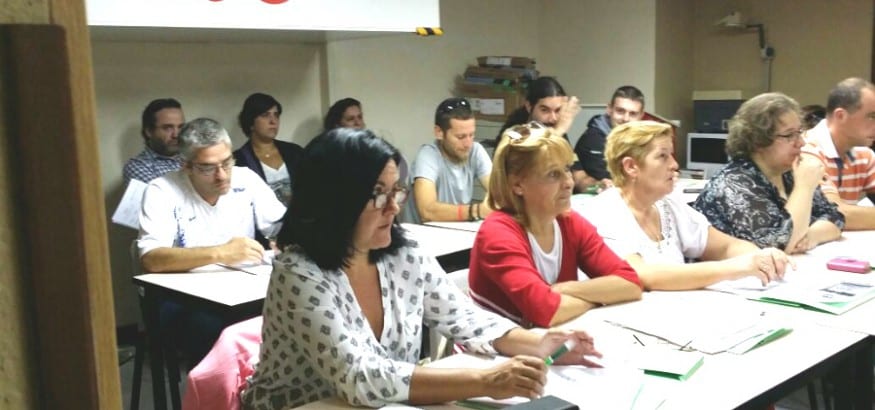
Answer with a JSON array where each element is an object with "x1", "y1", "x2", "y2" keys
[{"x1": 716, "y1": 11, "x2": 775, "y2": 91}]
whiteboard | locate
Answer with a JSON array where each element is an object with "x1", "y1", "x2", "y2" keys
[{"x1": 86, "y1": 0, "x2": 440, "y2": 32}]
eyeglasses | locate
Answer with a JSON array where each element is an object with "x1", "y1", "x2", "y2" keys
[
  {"x1": 436, "y1": 98, "x2": 471, "y2": 115},
  {"x1": 192, "y1": 156, "x2": 235, "y2": 176},
  {"x1": 370, "y1": 186, "x2": 408, "y2": 209},
  {"x1": 774, "y1": 128, "x2": 805, "y2": 141},
  {"x1": 506, "y1": 121, "x2": 549, "y2": 142}
]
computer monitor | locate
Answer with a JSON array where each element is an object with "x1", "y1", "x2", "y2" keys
[{"x1": 686, "y1": 133, "x2": 729, "y2": 178}]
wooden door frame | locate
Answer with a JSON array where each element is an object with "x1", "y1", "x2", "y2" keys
[{"x1": 0, "y1": 1, "x2": 121, "y2": 408}]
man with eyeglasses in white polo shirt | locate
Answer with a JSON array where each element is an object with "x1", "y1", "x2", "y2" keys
[
  {"x1": 138, "y1": 117, "x2": 286, "y2": 274},
  {"x1": 136, "y1": 117, "x2": 286, "y2": 363}
]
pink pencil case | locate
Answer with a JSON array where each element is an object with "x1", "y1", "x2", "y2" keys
[{"x1": 826, "y1": 257, "x2": 872, "y2": 273}]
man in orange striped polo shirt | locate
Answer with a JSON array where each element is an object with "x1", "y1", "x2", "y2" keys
[{"x1": 803, "y1": 77, "x2": 875, "y2": 230}]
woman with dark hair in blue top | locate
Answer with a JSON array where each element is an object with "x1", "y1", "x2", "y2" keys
[{"x1": 233, "y1": 92, "x2": 303, "y2": 206}]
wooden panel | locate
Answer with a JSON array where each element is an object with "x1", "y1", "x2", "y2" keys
[
  {"x1": 47, "y1": 1, "x2": 121, "y2": 406},
  {"x1": 2, "y1": 22, "x2": 120, "y2": 410}
]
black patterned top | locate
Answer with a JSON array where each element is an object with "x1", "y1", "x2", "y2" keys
[
  {"x1": 692, "y1": 158, "x2": 844, "y2": 249},
  {"x1": 241, "y1": 236, "x2": 517, "y2": 410}
]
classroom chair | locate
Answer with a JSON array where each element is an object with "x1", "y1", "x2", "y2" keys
[
  {"x1": 128, "y1": 241, "x2": 183, "y2": 410},
  {"x1": 428, "y1": 269, "x2": 470, "y2": 361}
]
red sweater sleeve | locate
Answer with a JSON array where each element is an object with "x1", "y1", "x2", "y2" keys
[
  {"x1": 560, "y1": 212, "x2": 641, "y2": 286},
  {"x1": 469, "y1": 212, "x2": 563, "y2": 327}
]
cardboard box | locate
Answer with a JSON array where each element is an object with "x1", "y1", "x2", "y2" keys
[
  {"x1": 477, "y1": 56, "x2": 536, "y2": 69},
  {"x1": 458, "y1": 83, "x2": 524, "y2": 122},
  {"x1": 464, "y1": 65, "x2": 538, "y2": 82}
]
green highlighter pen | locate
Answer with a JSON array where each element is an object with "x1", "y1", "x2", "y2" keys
[{"x1": 544, "y1": 340, "x2": 576, "y2": 365}]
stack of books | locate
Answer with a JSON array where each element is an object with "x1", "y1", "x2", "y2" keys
[{"x1": 458, "y1": 56, "x2": 538, "y2": 122}]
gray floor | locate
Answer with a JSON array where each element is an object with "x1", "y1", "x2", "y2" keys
[{"x1": 119, "y1": 344, "x2": 188, "y2": 410}]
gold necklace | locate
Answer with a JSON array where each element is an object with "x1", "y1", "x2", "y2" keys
[
  {"x1": 255, "y1": 145, "x2": 277, "y2": 159},
  {"x1": 621, "y1": 191, "x2": 665, "y2": 251}
]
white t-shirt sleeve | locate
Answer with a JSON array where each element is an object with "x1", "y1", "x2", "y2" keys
[
  {"x1": 472, "y1": 143, "x2": 492, "y2": 179},
  {"x1": 666, "y1": 195, "x2": 711, "y2": 259},
  {"x1": 411, "y1": 144, "x2": 441, "y2": 182},
  {"x1": 241, "y1": 168, "x2": 287, "y2": 239},
  {"x1": 137, "y1": 179, "x2": 178, "y2": 257}
]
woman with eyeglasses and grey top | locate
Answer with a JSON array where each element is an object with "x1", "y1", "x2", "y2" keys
[
  {"x1": 242, "y1": 128, "x2": 603, "y2": 409},
  {"x1": 580, "y1": 121, "x2": 792, "y2": 291},
  {"x1": 693, "y1": 93, "x2": 844, "y2": 254},
  {"x1": 468, "y1": 122, "x2": 642, "y2": 328}
]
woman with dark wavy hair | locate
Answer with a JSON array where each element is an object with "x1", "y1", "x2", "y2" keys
[
  {"x1": 693, "y1": 93, "x2": 843, "y2": 253},
  {"x1": 241, "y1": 128, "x2": 602, "y2": 409}
]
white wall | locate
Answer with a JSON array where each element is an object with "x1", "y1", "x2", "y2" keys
[
  {"x1": 538, "y1": 0, "x2": 657, "y2": 109},
  {"x1": 693, "y1": 0, "x2": 872, "y2": 104},
  {"x1": 96, "y1": 0, "x2": 873, "y2": 327},
  {"x1": 325, "y1": 0, "x2": 540, "y2": 160},
  {"x1": 94, "y1": 40, "x2": 325, "y2": 325}
]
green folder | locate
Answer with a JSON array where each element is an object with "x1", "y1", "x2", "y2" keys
[{"x1": 638, "y1": 350, "x2": 705, "y2": 381}]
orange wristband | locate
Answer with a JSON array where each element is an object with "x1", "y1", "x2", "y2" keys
[{"x1": 458, "y1": 204, "x2": 464, "y2": 221}]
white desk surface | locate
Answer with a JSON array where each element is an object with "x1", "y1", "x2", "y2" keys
[
  {"x1": 744, "y1": 230, "x2": 875, "y2": 336},
  {"x1": 296, "y1": 289, "x2": 867, "y2": 410},
  {"x1": 423, "y1": 220, "x2": 483, "y2": 233},
  {"x1": 401, "y1": 223, "x2": 477, "y2": 257},
  {"x1": 567, "y1": 290, "x2": 867, "y2": 409},
  {"x1": 135, "y1": 225, "x2": 475, "y2": 307},
  {"x1": 134, "y1": 264, "x2": 271, "y2": 307}
]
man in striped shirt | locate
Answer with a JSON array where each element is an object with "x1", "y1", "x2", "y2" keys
[{"x1": 803, "y1": 77, "x2": 875, "y2": 230}]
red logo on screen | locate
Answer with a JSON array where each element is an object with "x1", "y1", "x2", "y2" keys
[{"x1": 209, "y1": 0, "x2": 289, "y2": 3}]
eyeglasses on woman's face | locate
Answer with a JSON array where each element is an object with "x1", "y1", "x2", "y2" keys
[
  {"x1": 370, "y1": 186, "x2": 408, "y2": 209},
  {"x1": 774, "y1": 128, "x2": 804, "y2": 142}
]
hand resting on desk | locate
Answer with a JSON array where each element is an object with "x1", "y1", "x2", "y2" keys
[
  {"x1": 723, "y1": 247, "x2": 795, "y2": 286},
  {"x1": 141, "y1": 236, "x2": 265, "y2": 273},
  {"x1": 217, "y1": 237, "x2": 265, "y2": 266},
  {"x1": 478, "y1": 329, "x2": 603, "y2": 400}
]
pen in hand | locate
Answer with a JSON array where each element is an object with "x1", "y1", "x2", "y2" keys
[{"x1": 544, "y1": 340, "x2": 576, "y2": 365}]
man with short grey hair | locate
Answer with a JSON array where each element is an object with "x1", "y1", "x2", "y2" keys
[{"x1": 138, "y1": 117, "x2": 286, "y2": 273}]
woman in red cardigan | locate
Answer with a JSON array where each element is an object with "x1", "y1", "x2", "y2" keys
[{"x1": 469, "y1": 121, "x2": 642, "y2": 328}]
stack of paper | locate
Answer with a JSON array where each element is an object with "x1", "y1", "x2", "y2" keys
[
  {"x1": 710, "y1": 273, "x2": 875, "y2": 315},
  {"x1": 602, "y1": 294, "x2": 791, "y2": 355}
]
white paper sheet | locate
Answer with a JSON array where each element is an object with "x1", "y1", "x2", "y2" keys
[{"x1": 111, "y1": 179, "x2": 148, "y2": 229}]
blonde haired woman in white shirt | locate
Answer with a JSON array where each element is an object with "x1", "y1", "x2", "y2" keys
[{"x1": 581, "y1": 121, "x2": 793, "y2": 290}]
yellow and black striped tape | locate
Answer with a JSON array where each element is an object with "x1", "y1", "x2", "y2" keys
[{"x1": 415, "y1": 27, "x2": 443, "y2": 36}]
